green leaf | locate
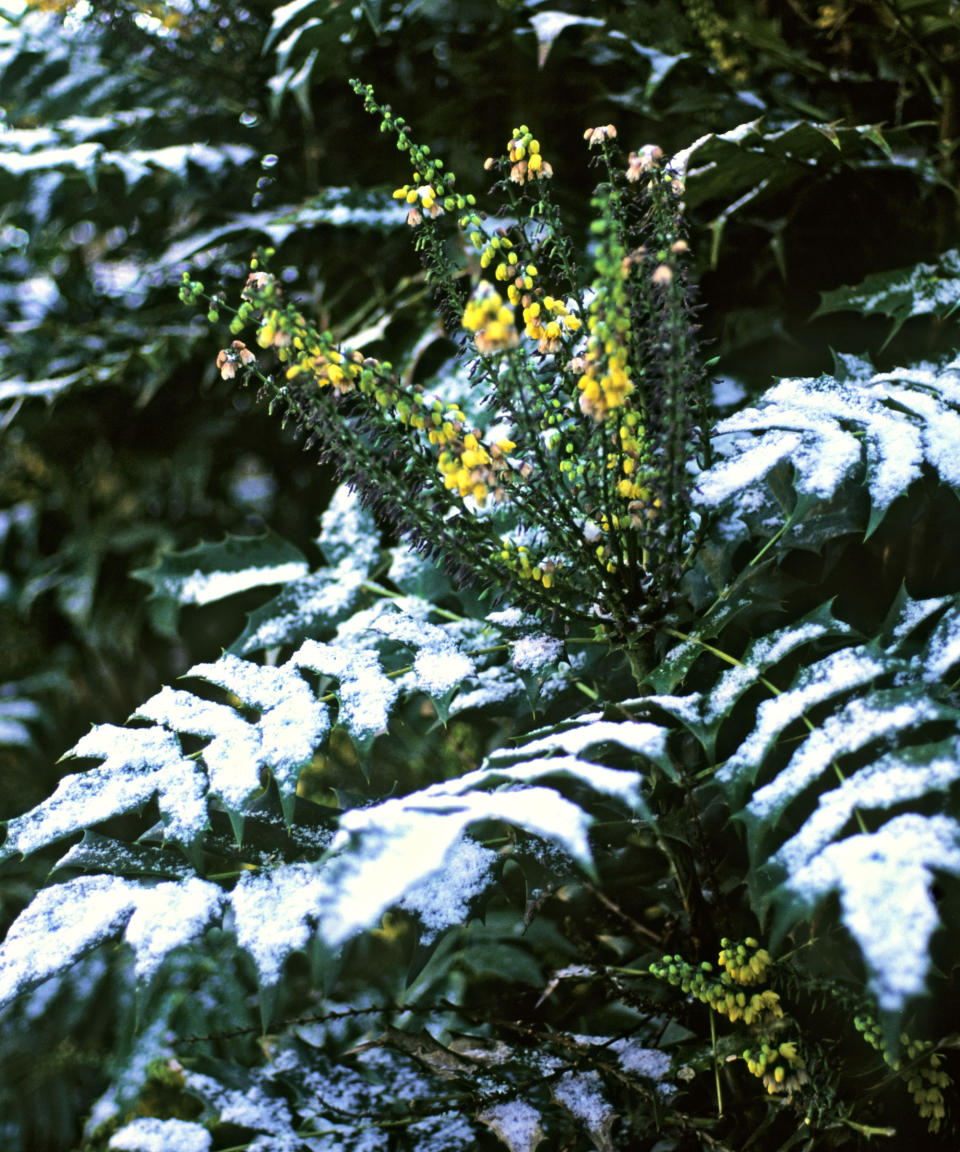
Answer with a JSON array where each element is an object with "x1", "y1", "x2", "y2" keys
[
  {"x1": 134, "y1": 530, "x2": 308, "y2": 635},
  {"x1": 812, "y1": 248, "x2": 960, "y2": 345}
]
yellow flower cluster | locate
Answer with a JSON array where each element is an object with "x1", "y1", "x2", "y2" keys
[
  {"x1": 901, "y1": 1035, "x2": 951, "y2": 1133},
  {"x1": 504, "y1": 127, "x2": 553, "y2": 185},
  {"x1": 743, "y1": 1041, "x2": 809, "y2": 1098},
  {"x1": 499, "y1": 539, "x2": 557, "y2": 589},
  {"x1": 578, "y1": 309, "x2": 633, "y2": 420},
  {"x1": 438, "y1": 431, "x2": 515, "y2": 506},
  {"x1": 718, "y1": 936, "x2": 773, "y2": 986},
  {"x1": 522, "y1": 296, "x2": 581, "y2": 354},
  {"x1": 462, "y1": 285, "x2": 519, "y2": 354},
  {"x1": 392, "y1": 178, "x2": 446, "y2": 227}
]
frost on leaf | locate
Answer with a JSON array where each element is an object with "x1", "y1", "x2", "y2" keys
[{"x1": 782, "y1": 813, "x2": 960, "y2": 1012}]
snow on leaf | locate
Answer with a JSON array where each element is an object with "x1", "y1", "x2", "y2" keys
[
  {"x1": 0, "y1": 875, "x2": 222, "y2": 1009},
  {"x1": 108, "y1": 1117, "x2": 212, "y2": 1152},
  {"x1": 774, "y1": 740, "x2": 960, "y2": 877},
  {"x1": 553, "y1": 1070, "x2": 617, "y2": 1152},
  {"x1": 0, "y1": 876, "x2": 134, "y2": 1009},
  {"x1": 510, "y1": 633, "x2": 565, "y2": 673},
  {"x1": 783, "y1": 813, "x2": 960, "y2": 1011},
  {"x1": 398, "y1": 835, "x2": 499, "y2": 943},
  {"x1": 696, "y1": 363, "x2": 960, "y2": 536},
  {"x1": 230, "y1": 864, "x2": 325, "y2": 986},
  {"x1": 0, "y1": 725, "x2": 207, "y2": 861},
  {"x1": 478, "y1": 1100, "x2": 545, "y2": 1152},
  {"x1": 123, "y1": 877, "x2": 223, "y2": 981},
  {"x1": 746, "y1": 689, "x2": 949, "y2": 825},
  {"x1": 718, "y1": 647, "x2": 887, "y2": 793},
  {"x1": 293, "y1": 639, "x2": 398, "y2": 740}
]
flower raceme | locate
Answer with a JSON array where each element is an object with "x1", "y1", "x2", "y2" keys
[{"x1": 200, "y1": 82, "x2": 707, "y2": 640}]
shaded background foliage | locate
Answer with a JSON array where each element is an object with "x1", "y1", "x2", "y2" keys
[{"x1": 2, "y1": 0, "x2": 960, "y2": 1148}]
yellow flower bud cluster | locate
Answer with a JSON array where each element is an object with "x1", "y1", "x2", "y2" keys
[
  {"x1": 498, "y1": 538, "x2": 557, "y2": 589},
  {"x1": 522, "y1": 296, "x2": 581, "y2": 354},
  {"x1": 856, "y1": 1017, "x2": 952, "y2": 1133},
  {"x1": 506, "y1": 126, "x2": 553, "y2": 185},
  {"x1": 577, "y1": 201, "x2": 635, "y2": 421},
  {"x1": 903, "y1": 1037, "x2": 951, "y2": 1133},
  {"x1": 649, "y1": 954, "x2": 785, "y2": 1027},
  {"x1": 462, "y1": 285, "x2": 519, "y2": 354},
  {"x1": 742, "y1": 1040, "x2": 809, "y2": 1098},
  {"x1": 718, "y1": 936, "x2": 773, "y2": 985}
]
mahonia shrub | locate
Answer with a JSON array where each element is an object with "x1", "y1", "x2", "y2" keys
[
  {"x1": 194, "y1": 81, "x2": 709, "y2": 656},
  {"x1": 2, "y1": 79, "x2": 960, "y2": 1152}
]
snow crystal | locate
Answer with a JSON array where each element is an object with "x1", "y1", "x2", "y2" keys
[
  {"x1": 317, "y1": 483, "x2": 380, "y2": 569},
  {"x1": 775, "y1": 747, "x2": 960, "y2": 876},
  {"x1": 748, "y1": 693, "x2": 942, "y2": 821},
  {"x1": 123, "y1": 878, "x2": 223, "y2": 981},
  {"x1": 719, "y1": 648, "x2": 884, "y2": 785},
  {"x1": 399, "y1": 836, "x2": 498, "y2": 942},
  {"x1": 478, "y1": 1100, "x2": 544, "y2": 1152},
  {"x1": 109, "y1": 1117, "x2": 211, "y2": 1152},
  {"x1": 786, "y1": 813, "x2": 960, "y2": 1010},
  {"x1": 162, "y1": 562, "x2": 307, "y2": 606},
  {"x1": 511, "y1": 634, "x2": 564, "y2": 673}
]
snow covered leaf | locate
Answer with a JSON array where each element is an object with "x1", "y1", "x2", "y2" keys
[
  {"x1": 133, "y1": 529, "x2": 308, "y2": 634},
  {"x1": 232, "y1": 484, "x2": 380, "y2": 655},
  {"x1": 0, "y1": 725, "x2": 208, "y2": 862},
  {"x1": 678, "y1": 593, "x2": 960, "y2": 1017},
  {"x1": 479, "y1": 1100, "x2": 545, "y2": 1152},
  {"x1": 528, "y1": 11, "x2": 605, "y2": 69},
  {"x1": 696, "y1": 359, "x2": 960, "y2": 538},
  {"x1": 812, "y1": 248, "x2": 960, "y2": 344},
  {"x1": 0, "y1": 874, "x2": 223, "y2": 1009}
]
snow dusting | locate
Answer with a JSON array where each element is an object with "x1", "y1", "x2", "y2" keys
[
  {"x1": 1, "y1": 725, "x2": 207, "y2": 858},
  {"x1": 399, "y1": 835, "x2": 498, "y2": 942},
  {"x1": 161, "y1": 562, "x2": 307, "y2": 606},
  {"x1": 785, "y1": 813, "x2": 960, "y2": 1011},
  {"x1": 479, "y1": 1100, "x2": 545, "y2": 1152},
  {"x1": 109, "y1": 1118, "x2": 211, "y2": 1152},
  {"x1": 748, "y1": 692, "x2": 942, "y2": 821}
]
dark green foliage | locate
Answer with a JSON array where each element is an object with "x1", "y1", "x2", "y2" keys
[{"x1": 3, "y1": 2, "x2": 960, "y2": 1150}]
